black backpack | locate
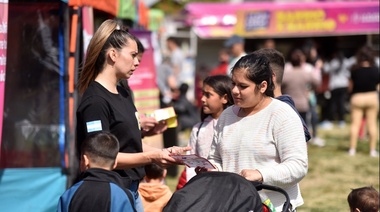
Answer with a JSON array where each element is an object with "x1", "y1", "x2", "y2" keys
[{"x1": 163, "y1": 171, "x2": 263, "y2": 212}]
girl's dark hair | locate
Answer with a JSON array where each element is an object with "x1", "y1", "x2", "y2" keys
[
  {"x1": 78, "y1": 19, "x2": 138, "y2": 94},
  {"x1": 231, "y1": 52, "x2": 275, "y2": 97},
  {"x1": 200, "y1": 75, "x2": 234, "y2": 121}
]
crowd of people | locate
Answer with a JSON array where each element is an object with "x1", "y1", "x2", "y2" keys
[{"x1": 57, "y1": 19, "x2": 379, "y2": 211}]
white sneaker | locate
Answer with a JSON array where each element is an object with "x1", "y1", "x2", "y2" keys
[
  {"x1": 310, "y1": 137, "x2": 325, "y2": 147},
  {"x1": 348, "y1": 149, "x2": 356, "y2": 156},
  {"x1": 370, "y1": 150, "x2": 379, "y2": 157},
  {"x1": 320, "y1": 121, "x2": 333, "y2": 130}
]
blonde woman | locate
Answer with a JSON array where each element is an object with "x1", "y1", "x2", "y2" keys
[{"x1": 76, "y1": 19, "x2": 189, "y2": 211}]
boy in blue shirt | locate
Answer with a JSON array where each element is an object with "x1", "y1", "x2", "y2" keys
[{"x1": 58, "y1": 132, "x2": 136, "y2": 212}]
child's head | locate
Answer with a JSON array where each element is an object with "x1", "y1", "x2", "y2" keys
[
  {"x1": 80, "y1": 132, "x2": 119, "y2": 171},
  {"x1": 144, "y1": 163, "x2": 166, "y2": 182},
  {"x1": 347, "y1": 186, "x2": 379, "y2": 212},
  {"x1": 201, "y1": 75, "x2": 234, "y2": 120}
]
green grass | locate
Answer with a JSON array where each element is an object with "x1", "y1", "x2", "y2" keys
[{"x1": 165, "y1": 124, "x2": 379, "y2": 211}]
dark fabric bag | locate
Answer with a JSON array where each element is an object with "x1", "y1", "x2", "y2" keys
[{"x1": 163, "y1": 171, "x2": 263, "y2": 212}]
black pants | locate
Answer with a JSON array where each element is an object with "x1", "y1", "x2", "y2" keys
[{"x1": 328, "y1": 87, "x2": 348, "y2": 122}]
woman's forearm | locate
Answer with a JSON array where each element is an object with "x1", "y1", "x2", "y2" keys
[
  {"x1": 115, "y1": 151, "x2": 156, "y2": 169},
  {"x1": 142, "y1": 142, "x2": 159, "y2": 152}
]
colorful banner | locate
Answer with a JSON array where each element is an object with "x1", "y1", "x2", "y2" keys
[
  {"x1": 0, "y1": 0, "x2": 8, "y2": 150},
  {"x1": 128, "y1": 30, "x2": 160, "y2": 115},
  {"x1": 235, "y1": 2, "x2": 379, "y2": 37},
  {"x1": 193, "y1": 25, "x2": 235, "y2": 39}
]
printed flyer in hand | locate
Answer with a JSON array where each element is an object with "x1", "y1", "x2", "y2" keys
[{"x1": 170, "y1": 154, "x2": 216, "y2": 169}]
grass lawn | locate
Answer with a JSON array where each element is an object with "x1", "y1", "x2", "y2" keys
[{"x1": 165, "y1": 124, "x2": 379, "y2": 211}]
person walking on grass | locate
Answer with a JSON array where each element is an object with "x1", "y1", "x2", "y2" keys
[{"x1": 348, "y1": 45, "x2": 379, "y2": 157}]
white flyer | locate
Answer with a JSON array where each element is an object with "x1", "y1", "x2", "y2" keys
[{"x1": 170, "y1": 154, "x2": 216, "y2": 169}]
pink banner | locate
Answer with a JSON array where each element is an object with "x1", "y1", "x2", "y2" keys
[
  {"x1": 128, "y1": 30, "x2": 160, "y2": 114},
  {"x1": 186, "y1": 1, "x2": 379, "y2": 38},
  {"x1": 235, "y1": 2, "x2": 379, "y2": 37},
  {"x1": 0, "y1": 0, "x2": 8, "y2": 149},
  {"x1": 82, "y1": 6, "x2": 93, "y2": 56}
]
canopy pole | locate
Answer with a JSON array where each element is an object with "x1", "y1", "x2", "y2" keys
[{"x1": 66, "y1": 5, "x2": 81, "y2": 187}]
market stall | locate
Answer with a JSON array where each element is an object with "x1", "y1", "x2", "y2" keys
[{"x1": 184, "y1": 1, "x2": 379, "y2": 67}]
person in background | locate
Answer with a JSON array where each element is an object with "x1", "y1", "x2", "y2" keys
[
  {"x1": 302, "y1": 40, "x2": 327, "y2": 141},
  {"x1": 255, "y1": 48, "x2": 311, "y2": 142},
  {"x1": 138, "y1": 163, "x2": 172, "y2": 212},
  {"x1": 202, "y1": 52, "x2": 308, "y2": 211},
  {"x1": 75, "y1": 19, "x2": 190, "y2": 212},
  {"x1": 172, "y1": 83, "x2": 200, "y2": 132},
  {"x1": 164, "y1": 37, "x2": 188, "y2": 178},
  {"x1": 156, "y1": 56, "x2": 181, "y2": 178},
  {"x1": 262, "y1": 38, "x2": 276, "y2": 49},
  {"x1": 348, "y1": 45, "x2": 379, "y2": 157},
  {"x1": 322, "y1": 50, "x2": 351, "y2": 129},
  {"x1": 58, "y1": 132, "x2": 136, "y2": 212},
  {"x1": 156, "y1": 57, "x2": 177, "y2": 108},
  {"x1": 282, "y1": 48, "x2": 324, "y2": 147},
  {"x1": 224, "y1": 35, "x2": 247, "y2": 75},
  {"x1": 347, "y1": 186, "x2": 379, "y2": 212},
  {"x1": 346, "y1": 50, "x2": 379, "y2": 140},
  {"x1": 209, "y1": 48, "x2": 229, "y2": 76},
  {"x1": 166, "y1": 36, "x2": 184, "y2": 85},
  {"x1": 176, "y1": 75, "x2": 234, "y2": 190}
]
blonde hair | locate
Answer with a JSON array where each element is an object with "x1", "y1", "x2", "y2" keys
[{"x1": 77, "y1": 19, "x2": 137, "y2": 94}]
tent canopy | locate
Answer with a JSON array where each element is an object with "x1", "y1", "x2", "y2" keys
[{"x1": 68, "y1": 0, "x2": 136, "y2": 20}]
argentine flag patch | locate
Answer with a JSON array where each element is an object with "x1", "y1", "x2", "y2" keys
[{"x1": 86, "y1": 120, "x2": 102, "y2": 132}]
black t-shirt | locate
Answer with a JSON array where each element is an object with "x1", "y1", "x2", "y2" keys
[
  {"x1": 351, "y1": 66, "x2": 380, "y2": 94},
  {"x1": 76, "y1": 81, "x2": 144, "y2": 182}
]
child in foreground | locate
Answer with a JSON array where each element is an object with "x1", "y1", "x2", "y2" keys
[
  {"x1": 58, "y1": 132, "x2": 136, "y2": 212},
  {"x1": 347, "y1": 186, "x2": 379, "y2": 212}
]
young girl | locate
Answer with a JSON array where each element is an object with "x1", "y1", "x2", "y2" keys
[{"x1": 176, "y1": 75, "x2": 234, "y2": 189}]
